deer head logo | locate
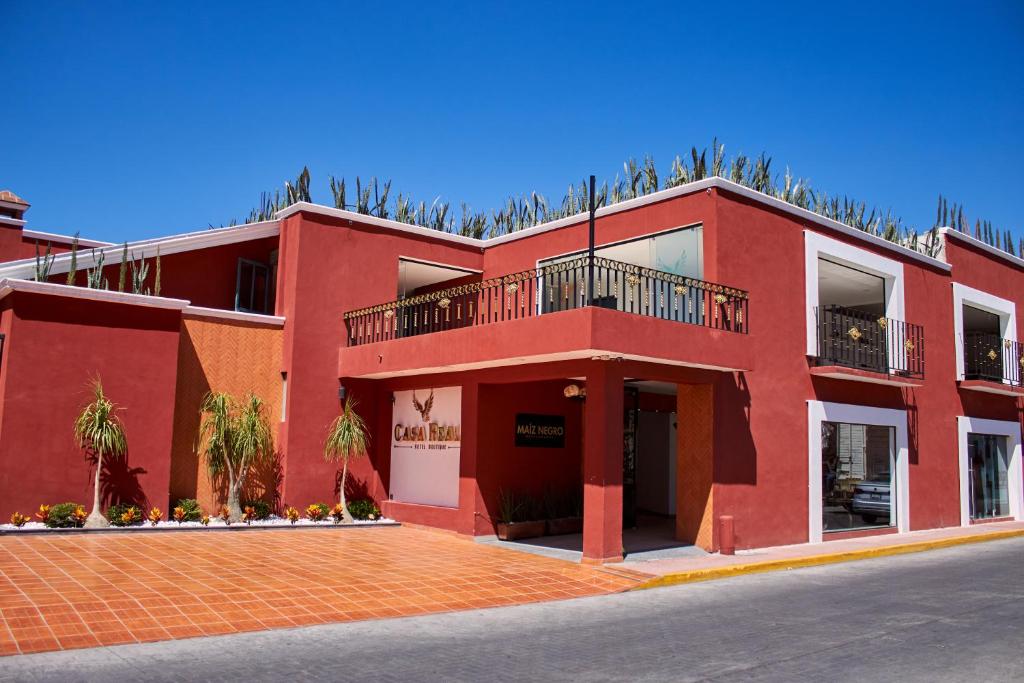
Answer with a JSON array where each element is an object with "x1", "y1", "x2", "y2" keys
[{"x1": 412, "y1": 389, "x2": 434, "y2": 423}]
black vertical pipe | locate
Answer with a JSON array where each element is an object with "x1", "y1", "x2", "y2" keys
[{"x1": 588, "y1": 174, "x2": 596, "y2": 305}]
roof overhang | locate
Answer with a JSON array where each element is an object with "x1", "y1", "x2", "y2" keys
[
  {"x1": 0, "y1": 278, "x2": 190, "y2": 310},
  {"x1": 0, "y1": 220, "x2": 280, "y2": 279},
  {"x1": 940, "y1": 227, "x2": 1024, "y2": 270},
  {"x1": 21, "y1": 229, "x2": 113, "y2": 248}
]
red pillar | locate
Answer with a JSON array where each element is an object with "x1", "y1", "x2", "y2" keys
[
  {"x1": 457, "y1": 381, "x2": 481, "y2": 536},
  {"x1": 582, "y1": 361, "x2": 624, "y2": 564}
]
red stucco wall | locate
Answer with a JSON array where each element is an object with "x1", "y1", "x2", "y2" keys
[
  {"x1": 275, "y1": 213, "x2": 483, "y2": 512},
  {"x1": 0, "y1": 292, "x2": 181, "y2": 520},
  {"x1": 58, "y1": 236, "x2": 280, "y2": 311}
]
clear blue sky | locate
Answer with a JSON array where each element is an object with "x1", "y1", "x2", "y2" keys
[{"x1": 3, "y1": 1, "x2": 1022, "y2": 244}]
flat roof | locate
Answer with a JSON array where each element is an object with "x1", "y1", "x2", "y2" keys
[{"x1": 277, "y1": 177, "x2": 952, "y2": 271}]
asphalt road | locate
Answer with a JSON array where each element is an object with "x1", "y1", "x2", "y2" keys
[{"x1": 3, "y1": 537, "x2": 1023, "y2": 682}]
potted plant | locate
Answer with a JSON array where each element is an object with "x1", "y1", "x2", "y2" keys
[
  {"x1": 545, "y1": 487, "x2": 584, "y2": 536},
  {"x1": 495, "y1": 490, "x2": 546, "y2": 541}
]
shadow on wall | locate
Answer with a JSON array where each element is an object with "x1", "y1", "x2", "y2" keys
[
  {"x1": 249, "y1": 453, "x2": 283, "y2": 512},
  {"x1": 168, "y1": 334, "x2": 208, "y2": 507},
  {"x1": 334, "y1": 473, "x2": 373, "y2": 504},
  {"x1": 95, "y1": 452, "x2": 150, "y2": 511},
  {"x1": 904, "y1": 388, "x2": 919, "y2": 465},
  {"x1": 715, "y1": 371, "x2": 756, "y2": 486}
]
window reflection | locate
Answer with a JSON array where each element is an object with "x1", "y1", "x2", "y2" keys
[
  {"x1": 822, "y1": 422, "x2": 894, "y2": 532},
  {"x1": 968, "y1": 433, "x2": 1009, "y2": 520}
]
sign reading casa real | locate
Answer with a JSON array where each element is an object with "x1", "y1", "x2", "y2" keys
[
  {"x1": 515, "y1": 413, "x2": 566, "y2": 448},
  {"x1": 390, "y1": 387, "x2": 461, "y2": 508}
]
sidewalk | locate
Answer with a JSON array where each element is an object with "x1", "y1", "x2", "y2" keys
[{"x1": 622, "y1": 520, "x2": 1024, "y2": 589}]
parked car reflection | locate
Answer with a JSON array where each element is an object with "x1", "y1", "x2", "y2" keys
[{"x1": 851, "y1": 476, "x2": 891, "y2": 526}]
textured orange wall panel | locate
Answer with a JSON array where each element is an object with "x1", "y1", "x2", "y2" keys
[
  {"x1": 169, "y1": 315, "x2": 283, "y2": 514},
  {"x1": 676, "y1": 383, "x2": 715, "y2": 550}
]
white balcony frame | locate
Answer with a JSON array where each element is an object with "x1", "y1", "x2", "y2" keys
[
  {"x1": 804, "y1": 231, "x2": 906, "y2": 364},
  {"x1": 807, "y1": 401, "x2": 910, "y2": 543},
  {"x1": 956, "y1": 416, "x2": 1023, "y2": 526},
  {"x1": 951, "y1": 283, "x2": 1017, "y2": 383}
]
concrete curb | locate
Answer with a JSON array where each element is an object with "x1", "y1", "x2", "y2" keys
[{"x1": 631, "y1": 528, "x2": 1024, "y2": 591}]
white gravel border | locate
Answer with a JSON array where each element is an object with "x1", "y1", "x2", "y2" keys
[{"x1": 1, "y1": 515, "x2": 397, "y2": 532}]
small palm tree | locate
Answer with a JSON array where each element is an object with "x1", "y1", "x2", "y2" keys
[
  {"x1": 74, "y1": 379, "x2": 128, "y2": 528},
  {"x1": 323, "y1": 399, "x2": 370, "y2": 523},
  {"x1": 197, "y1": 391, "x2": 273, "y2": 521}
]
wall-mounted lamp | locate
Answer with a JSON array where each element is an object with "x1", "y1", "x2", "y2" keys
[
  {"x1": 563, "y1": 384, "x2": 587, "y2": 400},
  {"x1": 338, "y1": 385, "x2": 347, "y2": 405}
]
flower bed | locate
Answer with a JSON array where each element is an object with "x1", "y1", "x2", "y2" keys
[
  {"x1": 3, "y1": 499, "x2": 395, "y2": 533},
  {"x1": 1, "y1": 515, "x2": 398, "y2": 533}
]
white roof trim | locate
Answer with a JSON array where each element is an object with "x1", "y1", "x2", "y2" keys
[
  {"x1": 184, "y1": 305, "x2": 285, "y2": 326},
  {"x1": 22, "y1": 229, "x2": 113, "y2": 248},
  {"x1": 277, "y1": 177, "x2": 949, "y2": 269},
  {"x1": 0, "y1": 220, "x2": 280, "y2": 279},
  {"x1": 276, "y1": 203, "x2": 484, "y2": 247},
  {"x1": 940, "y1": 227, "x2": 1024, "y2": 270},
  {"x1": 0, "y1": 278, "x2": 189, "y2": 310},
  {"x1": 0, "y1": 216, "x2": 26, "y2": 228}
]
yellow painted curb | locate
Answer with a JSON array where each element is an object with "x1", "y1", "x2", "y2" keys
[{"x1": 631, "y1": 528, "x2": 1024, "y2": 591}]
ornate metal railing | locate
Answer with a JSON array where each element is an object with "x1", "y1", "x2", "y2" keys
[
  {"x1": 344, "y1": 256, "x2": 749, "y2": 346},
  {"x1": 815, "y1": 305, "x2": 925, "y2": 378},
  {"x1": 963, "y1": 332, "x2": 1023, "y2": 386}
]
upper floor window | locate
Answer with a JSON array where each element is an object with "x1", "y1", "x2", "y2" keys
[
  {"x1": 537, "y1": 225, "x2": 704, "y2": 313},
  {"x1": 951, "y1": 283, "x2": 1019, "y2": 386},
  {"x1": 235, "y1": 258, "x2": 270, "y2": 314},
  {"x1": 804, "y1": 231, "x2": 921, "y2": 376}
]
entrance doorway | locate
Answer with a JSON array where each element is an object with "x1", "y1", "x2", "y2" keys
[{"x1": 623, "y1": 381, "x2": 684, "y2": 555}]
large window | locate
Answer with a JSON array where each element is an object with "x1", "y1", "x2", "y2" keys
[
  {"x1": 235, "y1": 258, "x2": 271, "y2": 314},
  {"x1": 821, "y1": 422, "x2": 894, "y2": 532},
  {"x1": 968, "y1": 433, "x2": 1009, "y2": 520},
  {"x1": 538, "y1": 225, "x2": 703, "y2": 314}
]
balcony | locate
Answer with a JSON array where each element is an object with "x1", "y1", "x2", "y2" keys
[
  {"x1": 960, "y1": 333, "x2": 1023, "y2": 395},
  {"x1": 341, "y1": 256, "x2": 750, "y2": 378},
  {"x1": 812, "y1": 305, "x2": 925, "y2": 385}
]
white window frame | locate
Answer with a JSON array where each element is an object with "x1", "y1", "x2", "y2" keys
[
  {"x1": 804, "y1": 231, "x2": 906, "y2": 358},
  {"x1": 807, "y1": 401, "x2": 910, "y2": 543},
  {"x1": 956, "y1": 416, "x2": 1023, "y2": 526},
  {"x1": 951, "y1": 283, "x2": 1017, "y2": 383}
]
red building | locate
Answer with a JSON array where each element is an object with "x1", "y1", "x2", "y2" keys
[{"x1": 0, "y1": 179, "x2": 1021, "y2": 563}]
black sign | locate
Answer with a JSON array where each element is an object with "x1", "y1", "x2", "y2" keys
[{"x1": 515, "y1": 413, "x2": 566, "y2": 448}]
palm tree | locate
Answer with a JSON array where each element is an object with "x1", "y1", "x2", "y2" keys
[
  {"x1": 74, "y1": 379, "x2": 128, "y2": 528},
  {"x1": 197, "y1": 391, "x2": 273, "y2": 521},
  {"x1": 323, "y1": 398, "x2": 370, "y2": 523}
]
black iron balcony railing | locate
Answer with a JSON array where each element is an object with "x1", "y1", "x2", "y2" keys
[
  {"x1": 963, "y1": 332, "x2": 1023, "y2": 386},
  {"x1": 344, "y1": 256, "x2": 749, "y2": 346},
  {"x1": 815, "y1": 305, "x2": 925, "y2": 379}
]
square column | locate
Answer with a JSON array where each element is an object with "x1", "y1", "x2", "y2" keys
[
  {"x1": 582, "y1": 361, "x2": 624, "y2": 564},
  {"x1": 676, "y1": 383, "x2": 715, "y2": 550},
  {"x1": 457, "y1": 381, "x2": 482, "y2": 536}
]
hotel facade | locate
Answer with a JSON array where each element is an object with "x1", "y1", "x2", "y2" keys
[{"x1": 0, "y1": 179, "x2": 1021, "y2": 563}]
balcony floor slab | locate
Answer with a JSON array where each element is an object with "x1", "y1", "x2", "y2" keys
[
  {"x1": 810, "y1": 364, "x2": 923, "y2": 387},
  {"x1": 339, "y1": 306, "x2": 752, "y2": 379},
  {"x1": 957, "y1": 379, "x2": 1024, "y2": 397}
]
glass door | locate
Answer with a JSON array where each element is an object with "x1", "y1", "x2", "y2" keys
[
  {"x1": 622, "y1": 388, "x2": 639, "y2": 529},
  {"x1": 968, "y1": 433, "x2": 1009, "y2": 520}
]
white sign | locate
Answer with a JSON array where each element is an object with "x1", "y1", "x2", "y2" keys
[{"x1": 390, "y1": 386, "x2": 461, "y2": 508}]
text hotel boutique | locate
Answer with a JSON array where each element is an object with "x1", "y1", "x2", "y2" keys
[{"x1": 0, "y1": 180, "x2": 1021, "y2": 563}]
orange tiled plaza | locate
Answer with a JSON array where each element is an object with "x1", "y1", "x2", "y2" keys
[{"x1": 0, "y1": 527, "x2": 642, "y2": 656}]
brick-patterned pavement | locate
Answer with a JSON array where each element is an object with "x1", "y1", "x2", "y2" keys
[{"x1": 0, "y1": 526, "x2": 644, "y2": 656}]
